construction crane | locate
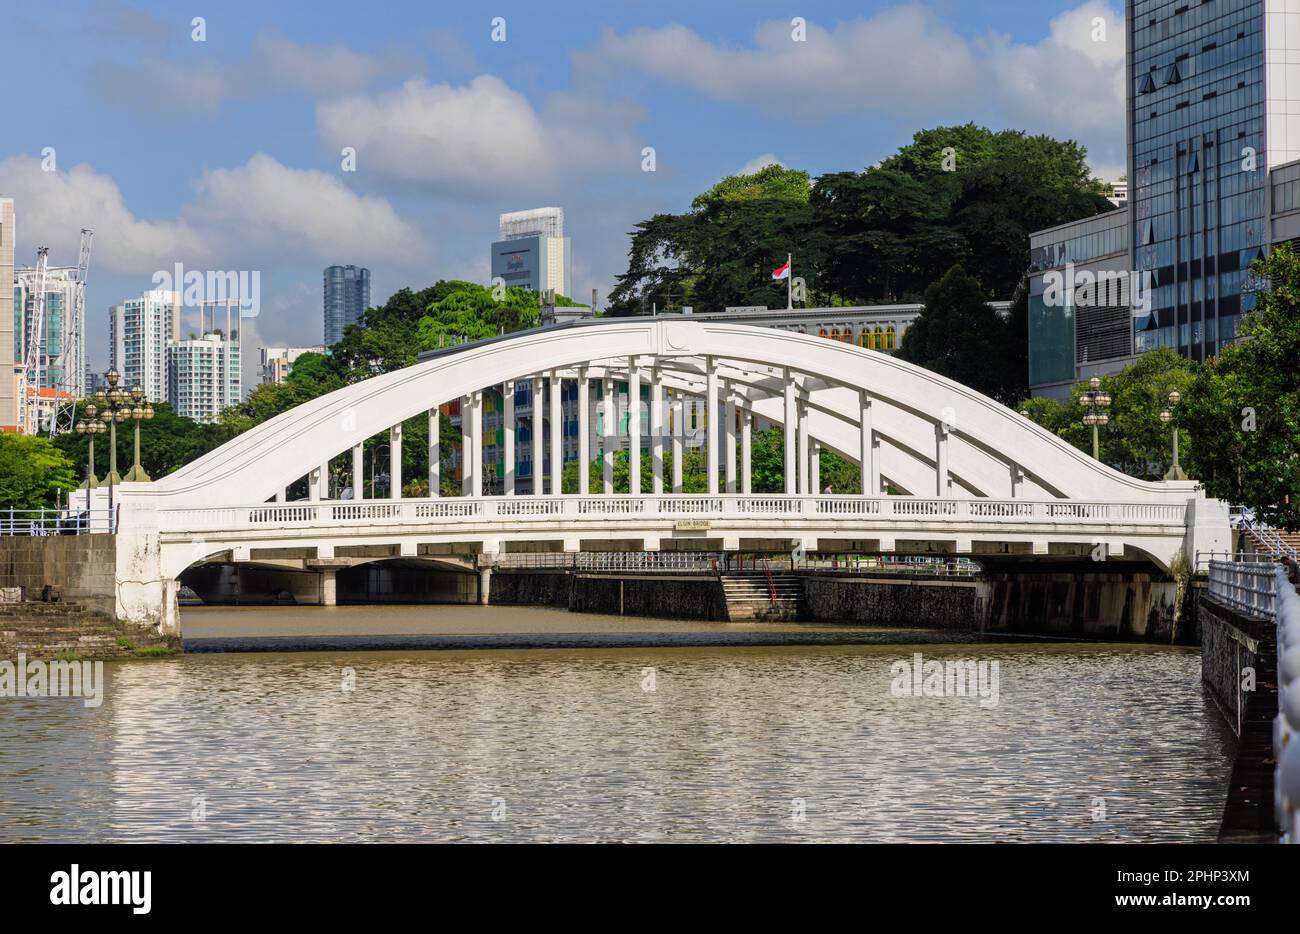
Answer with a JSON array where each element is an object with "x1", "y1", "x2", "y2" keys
[
  {"x1": 20, "y1": 247, "x2": 50, "y2": 435},
  {"x1": 49, "y1": 229, "x2": 93, "y2": 438}
]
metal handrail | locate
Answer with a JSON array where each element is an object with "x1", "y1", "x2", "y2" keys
[
  {"x1": 1207, "y1": 559, "x2": 1278, "y2": 619},
  {"x1": 0, "y1": 507, "x2": 117, "y2": 535}
]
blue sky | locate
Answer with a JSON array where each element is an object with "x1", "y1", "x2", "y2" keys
[{"x1": 0, "y1": 0, "x2": 1125, "y2": 386}]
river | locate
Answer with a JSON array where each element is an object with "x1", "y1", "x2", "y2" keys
[{"x1": 0, "y1": 605, "x2": 1235, "y2": 842}]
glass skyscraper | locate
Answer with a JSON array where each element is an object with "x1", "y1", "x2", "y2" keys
[{"x1": 323, "y1": 265, "x2": 371, "y2": 346}]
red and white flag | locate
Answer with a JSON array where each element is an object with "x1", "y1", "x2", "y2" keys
[{"x1": 771, "y1": 259, "x2": 791, "y2": 280}]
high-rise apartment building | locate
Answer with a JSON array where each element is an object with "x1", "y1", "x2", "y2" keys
[
  {"x1": 490, "y1": 208, "x2": 571, "y2": 298},
  {"x1": 0, "y1": 198, "x2": 15, "y2": 431},
  {"x1": 323, "y1": 265, "x2": 370, "y2": 346},
  {"x1": 260, "y1": 345, "x2": 325, "y2": 384},
  {"x1": 168, "y1": 332, "x2": 241, "y2": 423},
  {"x1": 110, "y1": 290, "x2": 181, "y2": 403},
  {"x1": 14, "y1": 265, "x2": 84, "y2": 401}
]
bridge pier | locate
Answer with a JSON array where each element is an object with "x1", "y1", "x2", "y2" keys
[
  {"x1": 320, "y1": 568, "x2": 338, "y2": 607},
  {"x1": 478, "y1": 566, "x2": 493, "y2": 605}
]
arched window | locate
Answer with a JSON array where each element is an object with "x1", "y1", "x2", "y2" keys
[
  {"x1": 857, "y1": 329, "x2": 870, "y2": 349},
  {"x1": 818, "y1": 328, "x2": 828, "y2": 338},
  {"x1": 874, "y1": 326, "x2": 884, "y2": 350},
  {"x1": 885, "y1": 326, "x2": 896, "y2": 350}
]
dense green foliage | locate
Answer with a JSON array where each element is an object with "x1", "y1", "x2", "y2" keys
[
  {"x1": 0, "y1": 433, "x2": 79, "y2": 508},
  {"x1": 608, "y1": 124, "x2": 1112, "y2": 315},
  {"x1": 1180, "y1": 244, "x2": 1300, "y2": 529},
  {"x1": 1013, "y1": 348, "x2": 1198, "y2": 481}
]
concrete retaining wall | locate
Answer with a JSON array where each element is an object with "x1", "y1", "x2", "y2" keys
[
  {"x1": 1199, "y1": 596, "x2": 1269, "y2": 736},
  {"x1": 489, "y1": 570, "x2": 571, "y2": 608},
  {"x1": 803, "y1": 574, "x2": 978, "y2": 629},
  {"x1": 490, "y1": 570, "x2": 728, "y2": 620},
  {"x1": 0, "y1": 534, "x2": 117, "y2": 618}
]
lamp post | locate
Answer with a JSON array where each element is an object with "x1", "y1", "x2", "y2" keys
[
  {"x1": 1080, "y1": 376, "x2": 1111, "y2": 461},
  {"x1": 95, "y1": 369, "x2": 131, "y2": 520},
  {"x1": 123, "y1": 385, "x2": 155, "y2": 482},
  {"x1": 74, "y1": 403, "x2": 103, "y2": 489},
  {"x1": 1159, "y1": 389, "x2": 1187, "y2": 481}
]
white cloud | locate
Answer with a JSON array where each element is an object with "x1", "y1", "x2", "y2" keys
[
  {"x1": 578, "y1": 1, "x2": 1126, "y2": 170},
  {"x1": 739, "y1": 153, "x2": 782, "y2": 175},
  {"x1": 315, "y1": 76, "x2": 642, "y2": 198},
  {"x1": 0, "y1": 153, "x2": 430, "y2": 276}
]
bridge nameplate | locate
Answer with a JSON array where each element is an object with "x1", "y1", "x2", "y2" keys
[{"x1": 674, "y1": 520, "x2": 711, "y2": 531}]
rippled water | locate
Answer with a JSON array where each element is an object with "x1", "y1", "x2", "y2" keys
[{"x1": 0, "y1": 613, "x2": 1235, "y2": 842}]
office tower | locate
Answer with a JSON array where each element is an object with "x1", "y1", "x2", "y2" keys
[
  {"x1": 490, "y1": 207, "x2": 571, "y2": 297},
  {"x1": 0, "y1": 198, "x2": 14, "y2": 431},
  {"x1": 110, "y1": 289, "x2": 181, "y2": 403},
  {"x1": 323, "y1": 265, "x2": 370, "y2": 346},
  {"x1": 167, "y1": 302, "x2": 241, "y2": 422},
  {"x1": 260, "y1": 345, "x2": 325, "y2": 384}
]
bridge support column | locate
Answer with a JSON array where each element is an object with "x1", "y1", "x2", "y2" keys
[
  {"x1": 549, "y1": 372, "x2": 563, "y2": 495},
  {"x1": 578, "y1": 369, "x2": 590, "y2": 495},
  {"x1": 390, "y1": 424, "x2": 402, "y2": 499},
  {"x1": 935, "y1": 421, "x2": 950, "y2": 497},
  {"x1": 320, "y1": 568, "x2": 338, "y2": 607},
  {"x1": 741, "y1": 408, "x2": 752, "y2": 494},
  {"x1": 309, "y1": 462, "x2": 325, "y2": 501},
  {"x1": 602, "y1": 377, "x2": 615, "y2": 494},
  {"x1": 353, "y1": 443, "x2": 364, "y2": 501},
  {"x1": 275, "y1": 489, "x2": 285, "y2": 503},
  {"x1": 859, "y1": 391, "x2": 874, "y2": 496},
  {"x1": 1010, "y1": 464, "x2": 1023, "y2": 499},
  {"x1": 471, "y1": 392, "x2": 483, "y2": 497},
  {"x1": 783, "y1": 372, "x2": 797, "y2": 495},
  {"x1": 706, "y1": 356, "x2": 719, "y2": 495},
  {"x1": 528, "y1": 377, "x2": 541, "y2": 496},
  {"x1": 628, "y1": 360, "x2": 641, "y2": 494},
  {"x1": 651, "y1": 368, "x2": 664, "y2": 494},
  {"x1": 503, "y1": 383, "x2": 514, "y2": 495},
  {"x1": 724, "y1": 387, "x2": 736, "y2": 493},
  {"x1": 462, "y1": 394, "x2": 474, "y2": 497},
  {"x1": 427, "y1": 409, "x2": 440, "y2": 498},
  {"x1": 797, "y1": 399, "x2": 810, "y2": 495},
  {"x1": 671, "y1": 390, "x2": 683, "y2": 493},
  {"x1": 811, "y1": 441, "x2": 821, "y2": 494},
  {"x1": 478, "y1": 566, "x2": 492, "y2": 605}
]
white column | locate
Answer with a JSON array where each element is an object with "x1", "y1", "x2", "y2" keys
[
  {"x1": 811, "y1": 441, "x2": 821, "y2": 494},
  {"x1": 651, "y1": 368, "x2": 664, "y2": 495},
  {"x1": 724, "y1": 387, "x2": 736, "y2": 494},
  {"x1": 628, "y1": 359, "x2": 641, "y2": 495},
  {"x1": 602, "y1": 376, "x2": 615, "y2": 494},
  {"x1": 578, "y1": 369, "x2": 590, "y2": 496},
  {"x1": 275, "y1": 488, "x2": 286, "y2": 503},
  {"x1": 352, "y1": 443, "x2": 364, "y2": 500},
  {"x1": 1010, "y1": 463, "x2": 1023, "y2": 499},
  {"x1": 309, "y1": 462, "x2": 325, "y2": 501},
  {"x1": 503, "y1": 382, "x2": 515, "y2": 495},
  {"x1": 797, "y1": 399, "x2": 810, "y2": 495},
  {"x1": 549, "y1": 372, "x2": 562, "y2": 495},
  {"x1": 471, "y1": 392, "x2": 483, "y2": 498},
  {"x1": 741, "y1": 409, "x2": 752, "y2": 494},
  {"x1": 783, "y1": 371, "x2": 797, "y2": 495},
  {"x1": 461, "y1": 394, "x2": 473, "y2": 497},
  {"x1": 389, "y1": 423, "x2": 402, "y2": 499},
  {"x1": 427, "y1": 409, "x2": 440, "y2": 498},
  {"x1": 531, "y1": 377, "x2": 544, "y2": 496},
  {"x1": 671, "y1": 390, "x2": 683, "y2": 493},
  {"x1": 706, "y1": 357, "x2": 719, "y2": 495},
  {"x1": 859, "y1": 391, "x2": 873, "y2": 496},
  {"x1": 935, "y1": 421, "x2": 949, "y2": 497}
]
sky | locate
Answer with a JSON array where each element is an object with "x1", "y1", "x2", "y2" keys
[{"x1": 0, "y1": 0, "x2": 1127, "y2": 389}]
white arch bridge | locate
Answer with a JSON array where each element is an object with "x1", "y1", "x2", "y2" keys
[{"x1": 88, "y1": 319, "x2": 1229, "y2": 628}]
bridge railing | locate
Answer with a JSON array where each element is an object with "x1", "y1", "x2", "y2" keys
[
  {"x1": 1207, "y1": 559, "x2": 1279, "y2": 619},
  {"x1": 157, "y1": 495, "x2": 1189, "y2": 534},
  {"x1": 494, "y1": 551, "x2": 723, "y2": 572},
  {"x1": 0, "y1": 507, "x2": 117, "y2": 536}
]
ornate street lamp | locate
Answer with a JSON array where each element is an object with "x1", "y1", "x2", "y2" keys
[
  {"x1": 123, "y1": 384, "x2": 155, "y2": 482},
  {"x1": 1159, "y1": 389, "x2": 1187, "y2": 481},
  {"x1": 74, "y1": 402, "x2": 104, "y2": 489},
  {"x1": 1080, "y1": 376, "x2": 1111, "y2": 461},
  {"x1": 94, "y1": 369, "x2": 131, "y2": 519}
]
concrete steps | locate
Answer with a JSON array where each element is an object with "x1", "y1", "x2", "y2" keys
[{"x1": 721, "y1": 573, "x2": 804, "y2": 621}]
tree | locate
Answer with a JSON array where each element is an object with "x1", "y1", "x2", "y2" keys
[
  {"x1": 1180, "y1": 244, "x2": 1300, "y2": 529},
  {"x1": 0, "y1": 433, "x2": 78, "y2": 509},
  {"x1": 897, "y1": 265, "x2": 1021, "y2": 403}
]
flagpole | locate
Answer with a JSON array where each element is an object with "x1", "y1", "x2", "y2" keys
[{"x1": 786, "y1": 253, "x2": 792, "y2": 310}]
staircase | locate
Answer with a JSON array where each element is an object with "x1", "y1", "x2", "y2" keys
[
  {"x1": 1241, "y1": 523, "x2": 1300, "y2": 561},
  {"x1": 0, "y1": 602, "x2": 172, "y2": 659},
  {"x1": 720, "y1": 573, "x2": 804, "y2": 621}
]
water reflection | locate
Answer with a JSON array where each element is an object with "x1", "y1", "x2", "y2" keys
[{"x1": 0, "y1": 632, "x2": 1233, "y2": 842}]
